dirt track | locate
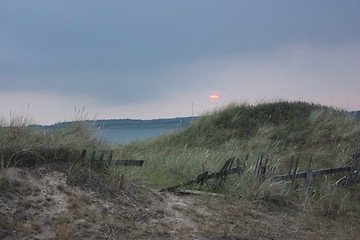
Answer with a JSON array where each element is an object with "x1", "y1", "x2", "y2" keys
[
  {"x1": 0, "y1": 166, "x2": 213, "y2": 239},
  {"x1": 1, "y1": 165, "x2": 359, "y2": 239}
]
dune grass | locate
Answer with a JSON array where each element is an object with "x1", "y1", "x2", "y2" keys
[
  {"x1": 0, "y1": 114, "x2": 100, "y2": 168},
  {"x1": 116, "y1": 101, "x2": 360, "y2": 180},
  {"x1": 2, "y1": 100, "x2": 360, "y2": 216},
  {"x1": 114, "y1": 100, "x2": 360, "y2": 215}
]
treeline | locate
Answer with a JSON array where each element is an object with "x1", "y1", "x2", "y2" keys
[
  {"x1": 36, "y1": 110, "x2": 359, "y2": 130},
  {"x1": 44, "y1": 117, "x2": 198, "y2": 129}
]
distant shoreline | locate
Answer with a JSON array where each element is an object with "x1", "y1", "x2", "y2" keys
[
  {"x1": 33, "y1": 110, "x2": 360, "y2": 130},
  {"x1": 39, "y1": 116, "x2": 199, "y2": 130}
]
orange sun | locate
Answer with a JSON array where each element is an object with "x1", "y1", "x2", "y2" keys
[{"x1": 209, "y1": 93, "x2": 220, "y2": 102}]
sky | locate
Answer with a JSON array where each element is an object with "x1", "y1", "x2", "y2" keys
[{"x1": 1, "y1": 0, "x2": 360, "y2": 125}]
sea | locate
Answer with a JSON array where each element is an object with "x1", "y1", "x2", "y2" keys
[{"x1": 98, "y1": 128, "x2": 179, "y2": 144}]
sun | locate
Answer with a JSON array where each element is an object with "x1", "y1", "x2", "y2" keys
[{"x1": 209, "y1": 92, "x2": 221, "y2": 103}]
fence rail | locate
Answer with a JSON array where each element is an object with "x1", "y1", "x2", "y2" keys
[
  {"x1": 161, "y1": 148, "x2": 360, "y2": 193},
  {"x1": 272, "y1": 166, "x2": 351, "y2": 181},
  {"x1": 271, "y1": 148, "x2": 360, "y2": 192},
  {"x1": 160, "y1": 157, "x2": 245, "y2": 192},
  {"x1": 0, "y1": 148, "x2": 144, "y2": 168}
]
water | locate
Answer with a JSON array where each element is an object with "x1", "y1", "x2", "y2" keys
[{"x1": 98, "y1": 128, "x2": 179, "y2": 144}]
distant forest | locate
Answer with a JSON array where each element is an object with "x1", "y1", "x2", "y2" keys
[
  {"x1": 42, "y1": 111, "x2": 360, "y2": 130},
  {"x1": 45, "y1": 117, "x2": 198, "y2": 129}
]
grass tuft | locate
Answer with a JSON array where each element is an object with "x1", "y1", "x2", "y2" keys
[{"x1": 0, "y1": 114, "x2": 100, "y2": 168}]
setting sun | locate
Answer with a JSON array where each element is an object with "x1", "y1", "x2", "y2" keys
[{"x1": 210, "y1": 92, "x2": 220, "y2": 103}]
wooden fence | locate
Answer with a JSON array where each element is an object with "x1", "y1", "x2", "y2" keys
[
  {"x1": 161, "y1": 148, "x2": 360, "y2": 193},
  {"x1": 1, "y1": 148, "x2": 144, "y2": 168},
  {"x1": 79, "y1": 149, "x2": 144, "y2": 167},
  {"x1": 271, "y1": 148, "x2": 360, "y2": 193},
  {"x1": 160, "y1": 156, "x2": 246, "y2": 192},
  {"x1": 3, "y1": 146, "x2": 360, "y2": 194}
]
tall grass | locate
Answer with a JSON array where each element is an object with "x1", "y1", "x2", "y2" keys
[
  {"x1": 117, "y1": 101, "x2": 360, "y2": 179},
  {"x1": 0, "y1": 114, "x2": 100, "y2": 168},
  {"x1": 2, "y1": 101, "x2": 360, "y2": 215},
  {"x1": 116, "y1": 100, "x2": 360, "y2": 214}
]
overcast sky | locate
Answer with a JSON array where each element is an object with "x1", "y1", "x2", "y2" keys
[{"x1": 1, "y1": 1, "x2": 360, "y2": 124}]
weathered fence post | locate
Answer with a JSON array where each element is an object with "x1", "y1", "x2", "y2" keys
[
  {"x1": 304, "y1": 155, "x2": 314, "y2": 194},
  {"x1": 254, "y1": 152, "x2": 268, "y2": 181},
  {"x1": 214, "y1": 157, "x2": 234, "y2": 189},
  {"x1": 96, "y1": 150, "x2": 105, "y2": 167},
  {"x1": 99, "y1": 150, "x2": 106, "y2": 162},
  {"x1": 78, "y1": 149, "x2": 87, "y2": 163},
  {"x1": 108, "y1": 150, "x2": 114, "y2": 161},
  {"x1": 195, "y1": 171, "x2": 209, "y2": 186},
  {"x1": 236, "y1": 158, "x2": 241, "y2": 176},
  {"x1": 287, "y1": 157, "x2": 294, "y2": 179},
  {"x1": 254, "y1": 152, "x2": 264, "y2": 179},
  {"x1": 346, "y1": 148, "x2": 360, "y2": 184},
  {"x1": 90, "y1": 150, "x2": 96, "y2": 166},
  {"x1": 355, "y1": 148, "x2": 360, "y2": 182},
  {"x1": 259, "y1": 157, "x2": 269, "y2": 181}
]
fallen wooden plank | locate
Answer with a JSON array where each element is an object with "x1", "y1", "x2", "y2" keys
[
  {"x1": 173, "y1": 189, "x2": 225, "y2": 197},
  {"x1": 114, "y1": 159, "x2": 144, "y2": 166},
  {"x1": 160, "y1": 178, "x2": 198, "y2": 192},
  {"x1": 160, "y1": 166, "x2": 245, "y2": 192}
]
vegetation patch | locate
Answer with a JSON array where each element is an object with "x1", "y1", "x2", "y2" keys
[
  {"x1": 116, "y1": 101, "x2": 360, "y2": 213},
  {"x1": 1, "y1": 100, "x2": 360, "y2": 239}
]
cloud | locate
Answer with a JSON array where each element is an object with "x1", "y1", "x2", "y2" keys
[
  {"x1": 0, "y1": 90, "x2": 206, "y2": 125},
  {"x1": 155, "y1": 43, "x2": 360, "y2": 110},
  {"x1": 1, "y1": 43, "x2": 360, "y2": 125},
  {"x1": 0, "y1": 91, "x2": 97, "y2": 125}
]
